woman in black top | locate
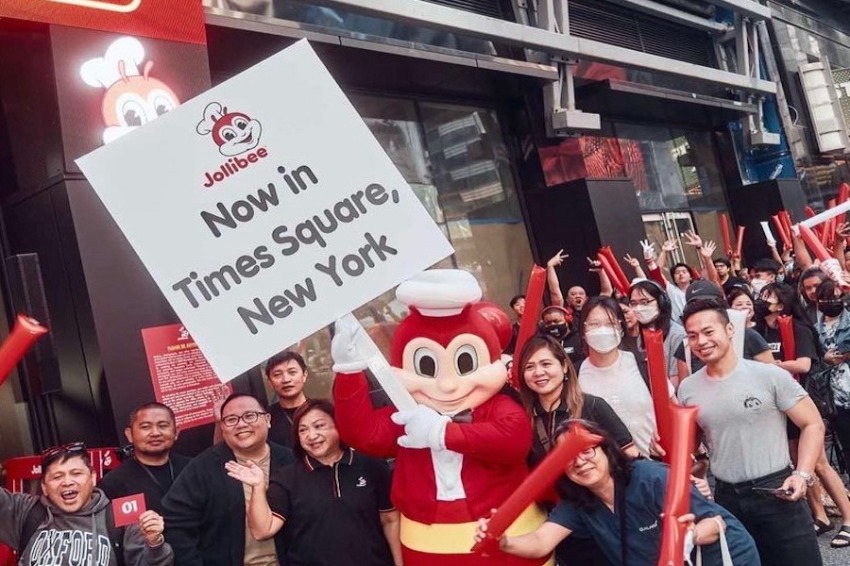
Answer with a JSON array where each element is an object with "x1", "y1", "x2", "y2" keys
[
  {"x1": 755, "y1": 282, "x2": 850, "y2": 541},
  {"x1": 518, "y1": 335, "x2": 638, "y2": 467},
  {"x1": 517, "y1": 335, "x2": 637, "y2": 566}
]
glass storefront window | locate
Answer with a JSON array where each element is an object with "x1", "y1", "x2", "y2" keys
[{"x1": 263, "y1": 94, "x2": 533, "y2": 398}]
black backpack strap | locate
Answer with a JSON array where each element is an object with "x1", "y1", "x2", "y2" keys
[{"x1": 19, "y1": 500, "x2": 48, "y2": 551}]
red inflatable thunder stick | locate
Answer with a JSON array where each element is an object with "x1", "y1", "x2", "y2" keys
[
  {"x1": 771, "y1": 214, "x2": 792, "y2": 250},
  {"x1": 0, "y1": 314, "x2": 48, "y2": 388},
  {"x1": 657, "y1": 405, "x2": 700, "y2": 566},
  {"x1": 735, "y1": 226, "x2": 745, "y2": 259},
  {"x1": 798, "y1": 224, "x2": 850, "y2": 291},
  {"x1": 720, "y1": 214, "x2": 732, "y2": 256},
  {"x1": 510, "y1": 265, "x2": 546, "y2": 389},
  {"x1": 596, "y1": 251, "x2": 629, "y2": 297},
  {"x1": 778, "y1": 315, "x2": 798, "y2": 381},
  {"x1": 643, "y1": 328, "x2": 674, "y2": 464},
  {"x1": 471, "y1": 422, "x2": 603, "y2": 555},
  {"x1": 598, "y1": 246, "x2": 630, "y2": 296}
]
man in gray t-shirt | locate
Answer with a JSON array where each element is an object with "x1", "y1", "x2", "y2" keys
[
  {"x1": 678, "y1": 298, "x2": 824, "y2": 566},
  {"x1": 678, "y1": 359, "x2": 806, "y2": 484}
]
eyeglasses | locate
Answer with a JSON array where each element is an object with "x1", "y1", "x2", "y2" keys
[
  {"x1": 221, "y1": 411, "x2": 268, "y2": 428},
  {"x1": 628, "y1": 298, "x2": 657, "y2": 308},
  {"x1": 40, "y1": 442, "x2": 87, "y2": 470},
  {"x1": 569, "y1": 446, "x2": 598, "y2": 468}
]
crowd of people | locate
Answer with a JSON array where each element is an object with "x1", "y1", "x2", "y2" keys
[{"x1": 3, "y1": 228, "x2": 850, "y2": 566}]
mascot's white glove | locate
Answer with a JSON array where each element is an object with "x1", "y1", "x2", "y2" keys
[
  {"x1": 391, "y1": 405, "x2": 450, "y2": 450},
  {"x1": 331, "y1": 317, "x2": 369, "y2": 374}
]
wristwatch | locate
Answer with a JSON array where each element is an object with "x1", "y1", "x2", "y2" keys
[{"x1": 792, "y1": 470, "x2": 815, "y2": 487}]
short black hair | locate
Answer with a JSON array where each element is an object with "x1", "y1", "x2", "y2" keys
[
  {"x1": 713, "y1": 257, "x2": 731, "y2": 268},
  {"x1": 509, "y1": 295, "x2": 526, "y2": 308},
  {"x1": 671, "y1": 262, "x2": 692, "y2": 276},
  {"x1": 219, "y1": 393, "x2": 264, "y2": 416},
  {"x1": 127, "y1": 402, "x2": 176, "y2": 428},
  {"x1": 753, "y1": 258, "x2": 780, "y2": 275},
  {"x1": 41, "y1": 443, "x2": 92, "y2": 476},
  {"x1": 681, "y1": 297, "x2": 730, "y2": 327},
  {"x1": 263, "y1": 350, "x2": 307, "y2": 377}
]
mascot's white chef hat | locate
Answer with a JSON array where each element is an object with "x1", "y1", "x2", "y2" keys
[{"x1": 396, "y1": 269, "x2": 482, "y2": 317}]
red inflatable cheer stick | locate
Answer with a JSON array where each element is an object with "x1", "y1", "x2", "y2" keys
[
  {"x1": 798, "y1": 224, "x2": 850, "y2": 291},
  {"x1": 839, "y1": 182, "x2": 849, "y2": 205},
  {"x1": 597, "y1": 252, "x2": 629, "y2": 297},
  {"x1": 472, "y1": 423, "x2": 603, "y2": 555},
  {"x1": 510, "y1": 265, "x2": 546, "y2": 389},
  {"x1": 657, "y1": 405, "x2": 700, "y2": 566},
  {"x1": 778, "y1": 315, "x2": 798, "y2": 381},
  {"x1": 720, "y1": 214, "x2": 732, "y2": 256},
  {"x1": 771, "y1": 215, "x2": 792, "y2": 250},
  {"x1": 735, "y1": 226, "x2": 745, "y2": 260},
  {"x1": 643, "y1": 328, "x2": 673, "y2": 463},
  {"x1": 599, "y1": 246, "x2": 630, "y2": 296},
  {"x1": 0, "y1": 314, "x2": 48, "y2": 388}
]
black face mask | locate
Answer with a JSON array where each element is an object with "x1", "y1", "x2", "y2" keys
[
  {"x1": 753, "y1": 299, "x2": 771, "y2": 319},
  {"x1": 546, "y1": 323, "x2": 569, "y2": 339},
  {"x1": 820, "y1": 302, "x2": 844, "y2": 318}
]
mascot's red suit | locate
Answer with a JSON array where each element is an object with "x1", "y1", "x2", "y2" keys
[{"x1": 332, "y1": 270, "x2": 552, "y2": 566}]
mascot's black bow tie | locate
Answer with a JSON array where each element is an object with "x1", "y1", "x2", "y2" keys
[{"x1": 450, "y1": 409, "x2": 473, "y2": 423}]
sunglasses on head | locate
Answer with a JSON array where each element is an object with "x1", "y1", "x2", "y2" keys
[{"x1": 40, "y1": 442, "x2": 87, "y2": 470}]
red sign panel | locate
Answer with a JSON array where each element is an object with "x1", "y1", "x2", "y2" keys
[
  {"x1": 142, "y1": 323, "x2": 231, "y2": 430},
  {"x1": 0, "y1": 0, "x2": 206, "y2": 45},
  {"x1": 112, "y1": 493, "x2": 147, "y2": 527}
]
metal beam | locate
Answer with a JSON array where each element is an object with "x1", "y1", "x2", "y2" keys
[
  {"x1": 604, "y1": 0, "x2": 732, "y2": 34},
  {"x1": 702, "y1": 0, "x2": 771, "y2": 20},
  {"x1": 308, "y1": 0, "x2": 776, "y2": 95}
]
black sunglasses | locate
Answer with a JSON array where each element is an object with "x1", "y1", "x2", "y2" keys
[{"x1": 40, "y1": 442, "x2": 87, "y2": 470}]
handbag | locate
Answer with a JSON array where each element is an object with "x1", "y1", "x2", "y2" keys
[
  {"x1": 806, "y1": 363, "x2": 838, "y2": 419},
  {"x1": 695, "y1": 517, "x2": 733, "y2": 566}
]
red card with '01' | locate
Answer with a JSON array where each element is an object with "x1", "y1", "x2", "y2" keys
[{"x1": 111, "y1": 493, "x2": 146, "y2": 527}]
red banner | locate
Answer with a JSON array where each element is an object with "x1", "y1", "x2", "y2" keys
[{"x1": 0, "y1": 0, "x2": 206, "y2": 45}]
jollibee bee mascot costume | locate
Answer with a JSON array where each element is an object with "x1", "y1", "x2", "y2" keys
[{"x1": 332, "y1": 270, "x2": 551, "y2": 565}]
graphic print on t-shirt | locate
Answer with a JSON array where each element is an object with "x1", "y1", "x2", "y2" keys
[{"x1": 28, "y1": 529, "x2": 111, "y2": 566}]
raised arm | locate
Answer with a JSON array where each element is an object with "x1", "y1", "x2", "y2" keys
[
  {"x1": 588, "y1": 257, "x2": 613, "y2": 296},
  {"x1": 224, "y1": 461, "x2": 284, "y2": 541},
  {"x1": 656, "y1": 239, "x2": 677, "y2": 271},
  {"x1": 792, "y1": 229, "x2": 813, "y2": 270},
  {"x1": 546, "y1": 250, "x2": 567, "y2": 307}
]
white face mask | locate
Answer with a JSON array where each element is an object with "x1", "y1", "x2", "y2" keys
[
  {"x1": 751, "y1": 278, "x2": 767, "y2": 295},
  {"x1": 585, "y1": 327, "x2": 622, "y2": 354},
  {"x1": 632, "y1": 304, "x2": 659, "y2": 325}
]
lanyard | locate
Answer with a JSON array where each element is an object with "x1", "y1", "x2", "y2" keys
[{"x1": 134, "y1": 457, "x2": 174, "y2": 493}]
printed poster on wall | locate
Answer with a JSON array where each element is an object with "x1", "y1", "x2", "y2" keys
[
  {"x1": 77, "y1": 40, "x2": 454, "y2": 382},
  {"x1": 141, "y1": 323, "x2": 231, "y2": 428}
]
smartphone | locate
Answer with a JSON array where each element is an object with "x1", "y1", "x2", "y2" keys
[{"x1": 752, "y1": 487, "x2": 793, "y2": 496}]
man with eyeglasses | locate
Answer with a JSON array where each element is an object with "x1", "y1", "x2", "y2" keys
[
  {"x1": 163, "y1": 393, "x2": 294, "y2": 566},
  {"x1": 0, "y1": 442, "x2": 173, "y2": 565}
]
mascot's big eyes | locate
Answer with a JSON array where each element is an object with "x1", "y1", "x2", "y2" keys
[
  {"x1": 454, "y1": 344, "x2": 478, "y2": 376},
  {"x1": 413, "y1": 347, "x2": 438, "y2": 378}
]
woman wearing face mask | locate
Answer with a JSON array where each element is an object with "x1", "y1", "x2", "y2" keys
[
  {"x1": 628, "y1": 280, "x2": 687, "y2": 388},
  {"x1": 617, "y1": 298, "x2": 640, "y2": 352},
  {"x1": 814, "y1": 280, "x2": 850, "y2": 548},
  {"x1": 576, "y1": 296, "x2": 671, "y2": 458},
  {"x1": 518, "y1": 335, "x2": 637, "y2": 566},
  {"x1": 756, "y1": 282, "x2": 850, "y2": 546}
]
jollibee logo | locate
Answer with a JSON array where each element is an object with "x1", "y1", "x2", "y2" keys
[{"x1": 197, "y1": 102, "x2": 268, "y2": 188}]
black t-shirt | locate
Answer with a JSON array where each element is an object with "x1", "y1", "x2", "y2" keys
[
  {"x1": 560, "y1": 331, "x2": 585, "y2": 368},
  {"x1": 504, "y1": 321, "x2": 521, "y2": 356},
  {"x1": 267, "y1": 449, "x2": 394, "y2": 566},
  {"x1": 721, "y1": 276, "x2": 748, "y2": 295},
  {"x1": 528, "y1": 394, "x2": 633, "y2": 469},
  {"x1": 674, "y1": 328, "x2": 770, "y2": 373},
  {"x1": 757, "y1": 320, "x2": 819, "y2": 379},
  {"x1": 99, "y1": 454, "x2": 192, "y2": 514},
  {"x1": 268, "y1": 403, "x2": 303, "y2": 448}
]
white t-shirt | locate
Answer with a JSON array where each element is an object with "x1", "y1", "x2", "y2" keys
[
  {"x1": 667, "y1": 282, "x2": 687, "y2": 323},
  {"x1": 579, "y1": 351, "x2": 670, "y2": 457}
]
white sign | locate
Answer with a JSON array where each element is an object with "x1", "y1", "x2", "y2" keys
[{"x1": 76, "y1": 40, "x2": 454, "y2": 381}]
